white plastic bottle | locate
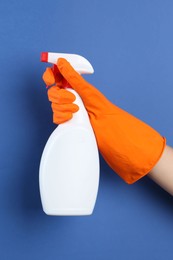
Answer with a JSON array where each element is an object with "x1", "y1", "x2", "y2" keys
[{"x1": 39, "y1": 52, "x2": 100, "y2": 216}]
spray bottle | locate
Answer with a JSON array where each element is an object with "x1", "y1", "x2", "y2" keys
[{"x1": 39, "y1": 52, "x2": 100, "y2": 216}]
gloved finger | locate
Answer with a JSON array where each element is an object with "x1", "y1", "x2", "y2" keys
[
  {"x1": 53, "y1": 112, "x2": 73, "y2": 124},
  {"x1": 48, "y1": 87, "x2": 76, "y2": 104},
  {"x1": 51, "y1": 102, "x2": 79, "y2": 113},
  {"x1": 57, "y1": 58, "x2": 110, "y2": 110},
  {"x1": 57, "y1": 58, "x2": 87, "y2": 92},
  {"x1": 42, "y1": 66, "x2": 64, "y2": 87},
  {"x1": 42, "y1": 67, "x2": 55, "y2": 86}
]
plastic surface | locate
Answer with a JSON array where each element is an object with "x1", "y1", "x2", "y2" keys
[
  {"x1": 41, "y1": 52, "x2": 94, "y2": 74},
  {"x1": 39, "y1": 53, "x2": 99, "y2": 215}
]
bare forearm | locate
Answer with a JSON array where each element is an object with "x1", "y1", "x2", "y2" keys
[{"x1": 148, "y1": 145, "x2": 173, "y2": 195}]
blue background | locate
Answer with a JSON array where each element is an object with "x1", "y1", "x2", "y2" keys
[{"x1": 0, "y1": 0, "x2": 173, "y2": 259}]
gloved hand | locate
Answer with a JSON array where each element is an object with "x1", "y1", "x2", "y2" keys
[
  {"x1": 43, "y1": 66, "x2": 79, "y2": 124},
  {"x1": 42, "y1": 58, "x2": 166, "y2": 184}
]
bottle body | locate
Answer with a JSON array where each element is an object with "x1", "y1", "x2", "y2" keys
[{"x1": 39, "y1": 89, "x2": 100, "y2": 215}]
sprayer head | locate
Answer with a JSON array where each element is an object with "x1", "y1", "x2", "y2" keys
[{"x1": 41, "y1": 52, "x2": 94, "y2": 75}]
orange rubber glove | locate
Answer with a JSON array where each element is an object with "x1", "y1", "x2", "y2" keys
[{"x1": 43, "y1": 59, "x2": 166, "y2": 184}]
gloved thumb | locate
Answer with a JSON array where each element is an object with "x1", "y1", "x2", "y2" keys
[{"x1": 57, "y1": 58, "x2": 110, "y2": 111}]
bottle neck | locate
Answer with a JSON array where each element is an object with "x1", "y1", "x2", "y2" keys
[{"x1": 65, "y1": 88, "x2": 91, "y2": 129}]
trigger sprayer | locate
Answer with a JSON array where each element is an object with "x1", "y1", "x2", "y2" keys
[{"x1": 39, "y1": 52, "x2": 100, "y2": 216}]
